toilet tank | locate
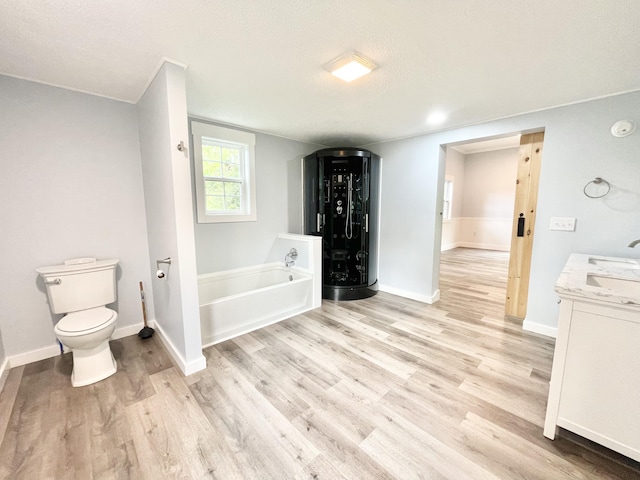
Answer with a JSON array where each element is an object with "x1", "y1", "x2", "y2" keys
[{"x1": 36, "y1": 258, "x2": 119, "y2": 314}]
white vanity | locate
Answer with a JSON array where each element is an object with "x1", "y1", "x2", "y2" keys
[{"x1": 544, "y1": 254, "x2": 640, "y2": 461}]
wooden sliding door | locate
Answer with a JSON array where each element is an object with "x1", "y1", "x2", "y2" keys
[{"x1": 505, "y1": 132, "x2": 544, "y2": 319}]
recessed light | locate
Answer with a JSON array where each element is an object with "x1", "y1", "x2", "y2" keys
[
  {"x1": 325, "y1": 51, "x2": 377, "y2": 83},
  {"x1": 427, "y1": 111, "x2": 447, "y2": 125}
]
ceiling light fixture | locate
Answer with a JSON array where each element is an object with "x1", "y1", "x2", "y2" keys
[
  {"x1": 427, "y1": 111, "x2": 447, "y2": 125},
  {"x1": 325, "y1": 51, "x2": 377, "y2": 83}
]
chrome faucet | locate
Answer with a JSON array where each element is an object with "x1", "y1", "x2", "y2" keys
[
  {"x1": 629, "y1": 239, "x2": 640, "y2": 248},
  {"x1": 285, "y1": 248, "x2": 298, "y2": 267}
]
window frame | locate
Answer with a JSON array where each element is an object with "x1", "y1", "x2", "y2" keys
[
  {"x1": 442, "y1": 175, "x2": 454, "y2": 223},
  {"x1": 191, "y1": 121, "x2": 257, "y2": 223}
]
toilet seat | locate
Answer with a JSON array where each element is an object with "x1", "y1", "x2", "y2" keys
[{"x1": 55, "y1": 307, "x2": 116, "y2": 336}]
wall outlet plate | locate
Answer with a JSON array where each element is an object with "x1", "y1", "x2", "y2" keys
[{"x1": 550, "y1": 217, "x2": 576, "y2": 231}]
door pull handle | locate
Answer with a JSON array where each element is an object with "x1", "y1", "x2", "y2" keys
[{"x1": 517, "y1": 214, "x2": 525, "y2": 237}]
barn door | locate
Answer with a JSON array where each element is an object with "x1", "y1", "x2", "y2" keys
[{"x1": 505, "y1": 132, "x2": 544, "y2": 319}]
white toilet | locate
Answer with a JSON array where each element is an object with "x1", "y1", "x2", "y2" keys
[{"x1": 37, "y1": 257, "x2": 119, "y2": 387}]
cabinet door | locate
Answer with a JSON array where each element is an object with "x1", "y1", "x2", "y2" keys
[{"x1": 558, "y1": 309, "x2": 640, "y2": 460}]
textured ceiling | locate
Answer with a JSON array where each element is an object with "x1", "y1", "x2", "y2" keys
[{"x1": 1, "y1": 0, "x2": 639, "y2": 147}]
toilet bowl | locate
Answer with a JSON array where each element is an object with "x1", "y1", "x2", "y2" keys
[
  {"x1": 54, "y1": 307, "x2": 118, "y2": 387},
  {"x1": 36, "y1": 257, "x2": 120, "y2": 387}
]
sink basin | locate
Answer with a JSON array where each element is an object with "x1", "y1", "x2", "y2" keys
[
  {"x1": 586, "y1": 274, "x2": 640, "y2": 296},
  {"x1": 588, "y1": 257, "x2": 640, "y2": 269}
]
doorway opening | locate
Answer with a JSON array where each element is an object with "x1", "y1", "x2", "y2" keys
[{"x1": 438, "y1": 131, "x2": 544, "y2": 322}]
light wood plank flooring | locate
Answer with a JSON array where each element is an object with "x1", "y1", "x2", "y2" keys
[{"x1": 1, "y1": 248, "x2": 639, "y2": 479}]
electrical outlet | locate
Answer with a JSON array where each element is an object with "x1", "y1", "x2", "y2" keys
[{"x1": 550, "y1": 217, "x2": 576, "y2": 231}]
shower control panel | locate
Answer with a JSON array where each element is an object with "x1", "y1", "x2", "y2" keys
[
  {"x1": 330, "y1": 169, "x2": 349, "y2": 217},
  {"x1": 333, "y1": 174, "x2": 347, "y2": 185}
]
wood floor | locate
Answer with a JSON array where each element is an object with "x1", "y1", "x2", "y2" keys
[{"x1": 1, "y1": 248, "x2": 639, "y2": 479}]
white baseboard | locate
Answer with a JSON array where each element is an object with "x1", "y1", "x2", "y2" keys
[
  {"x1": 6, "y1": 319, "x2": 207, "y2": 377},
  {"x1": 0, "y1": 356, "x2": 9, "y2": 393},
  {"x1": 8, "y1": 343, "x2": 64, "y2": 368},
  {"x1": 152, "y1": 320, "x2": 206, "y2": 376},
  {"x1": 457, "y1": 242, "x2": 510, "y2": 251},
  {"x1": 442, "y1": 241, "x2": 510, "y2": 252},
  {"x1": 442, "y1": 217, "x2": 512, "y2": 252},
  {"x1": 441, "y1": 242, "x2": 460, "y2": 252},
  {"x1": 379, "y1": 284, "x2": 440, "y2": 304},
  {"x1": 111, "y1": 322, "x2": 145, "y2": 340},
  {"x1": 523, "y1": 319, "x2": 557, "y2": 338},
  {"x1": 430, "y1": 289, "x2": 440, "y2": 303},
  {"x1": 7, "y1": 321, "x2": 149, "y2": 368}
]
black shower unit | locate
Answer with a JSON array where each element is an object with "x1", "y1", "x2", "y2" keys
[{"x1": 303, "y1": 147, "x2": 381, "y2": 301}]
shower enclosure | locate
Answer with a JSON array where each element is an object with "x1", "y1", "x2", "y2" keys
[{"x1": 303, "y1": 147, "x2": 381, "y2": 300}]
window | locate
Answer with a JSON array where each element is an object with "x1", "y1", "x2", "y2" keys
[
  {"x1": 191, "y1": 121, "x2": 256, "y2": 223},
  {"x1": 442, "y1": 175, "x2": 454, "y2": 222}
]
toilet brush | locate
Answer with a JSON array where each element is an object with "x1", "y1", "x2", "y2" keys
[{"x1": 138, "y1": 281, "x2": 155, "y2": 339}]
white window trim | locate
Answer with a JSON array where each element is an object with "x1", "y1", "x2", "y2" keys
[
  {"x1": 191, "y1": 121, "x2": 257, "y2": 223},
  {"x1": 443, "y1": 175, "x2": 454, "y2": 223}
]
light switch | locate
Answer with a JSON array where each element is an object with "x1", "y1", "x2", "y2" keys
[{"x1": 550, "y1": 217, "x2": 576, "y2": 231}]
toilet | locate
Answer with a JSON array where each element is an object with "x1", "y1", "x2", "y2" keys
[{"x1": 37, "y1": 257, "x2": 119, "y2": 387}]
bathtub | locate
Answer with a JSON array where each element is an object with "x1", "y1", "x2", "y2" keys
[{"x1": 198, "y1": 262, "x2": 315, "y2": 347}]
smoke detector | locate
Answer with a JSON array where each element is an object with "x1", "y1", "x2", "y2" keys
[{"x1": 610, "y1": 120, "x2": 635, "y2": 137}]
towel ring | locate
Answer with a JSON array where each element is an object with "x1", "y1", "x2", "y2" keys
[{"x1": 583, "y1": 177, "x2": 610, "y2": 199}]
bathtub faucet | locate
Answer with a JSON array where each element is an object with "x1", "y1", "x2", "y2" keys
[
  {"x1": 629, "y1": 239, "x2": 640, "y2": 248},
  {"x1": 285, "y1": 248, "x2": 298, "y2": 267}
]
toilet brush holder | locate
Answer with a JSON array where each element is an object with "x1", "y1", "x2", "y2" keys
[{"x1": 138, "y1": 281, "x2": 154, "y2": 339}]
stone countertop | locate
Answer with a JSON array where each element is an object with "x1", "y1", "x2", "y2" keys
[{"x1": 555, "y1": 253, "x2": 640, "y2": 306}]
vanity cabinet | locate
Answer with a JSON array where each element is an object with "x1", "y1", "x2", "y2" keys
[{"x1": 544, "y1": 293, "x2": 640, "y2": 461}]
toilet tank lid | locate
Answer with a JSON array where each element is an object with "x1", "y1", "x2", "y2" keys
[
  {"x1": 36, "y1": 258, "x2": 119, "y2": 276},
  {"x1": 65, "y1": 257, "x2": 96, "y2": 266}
]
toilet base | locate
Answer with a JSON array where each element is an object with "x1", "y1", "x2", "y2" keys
[{"x1": 70, "y1": 340, "x2": 117, "y2": 387}]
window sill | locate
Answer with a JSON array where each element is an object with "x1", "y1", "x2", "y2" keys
[{"x1": 197, "y1": 212, "x2": 257, "y2": 224}]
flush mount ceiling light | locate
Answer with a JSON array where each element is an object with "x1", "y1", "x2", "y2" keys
[{"x1": 325, "y1": 51, "x2": 377, "y2": 82}]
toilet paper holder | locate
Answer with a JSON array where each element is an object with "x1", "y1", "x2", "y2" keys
[
  {"x1": 155, "y1": 257, "x2": 172, "y2": 278},
  {"x1": 156, "y1": 257, "x2": 172, "y2": 268}
]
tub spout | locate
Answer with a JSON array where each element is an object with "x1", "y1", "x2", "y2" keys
[
  {"x1": 629, "y1": 239, "x2": 640, "y2": 248},
  {"x1": 285, "y1": 248, "x2": 298, "y2": 267}
]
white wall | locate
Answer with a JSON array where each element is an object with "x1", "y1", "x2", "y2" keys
[
  {"x1": 374, "y1": 137, "x2": 445, "y2": 303},
  {"x1": 0, "y1": 75, "x2": 155, "y2": 363},
  {"x1": 461, "y1": 148, "x2": 518, "y2": 218},
  {"x1": 371, "y1": 91, "x2": 640, "y2": 335},
  {"x1": 192, "y1": 121, "x2": 323, "y2": 274},
  {"x1": 443, "y1": 147, "x2": 518, "y2": 251},
  {"x1": 137, "y1": 63, "x2": 205, "y2": 374}
]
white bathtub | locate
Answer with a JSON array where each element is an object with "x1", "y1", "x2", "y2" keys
[{"x1": 198, "y1": 262, "x2": 315, "y2": 347}]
